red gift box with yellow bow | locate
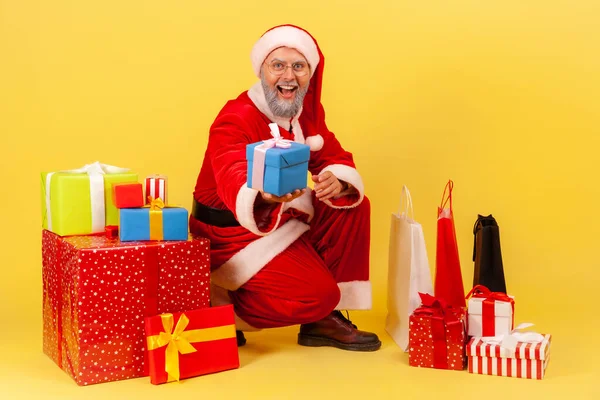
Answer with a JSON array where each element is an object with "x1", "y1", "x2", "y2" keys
[
  {"x1": 408, "y1": 293, "x2": 467, "y2": 370},
  {"x1": 144, "y1": 305, "x2": 240, "y2": 384}
]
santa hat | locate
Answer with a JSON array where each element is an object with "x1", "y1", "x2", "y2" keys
[{"x1": 250, "y1": 24, "x2": 325, "y2": 151}]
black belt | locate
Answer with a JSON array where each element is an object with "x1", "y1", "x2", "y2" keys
[{"x1": 191, "y1": 198, "x2": 240, "y2": 228}]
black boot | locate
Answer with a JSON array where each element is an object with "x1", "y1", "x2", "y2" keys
[{"x1": 236, "y1": 330, "x2": 246, "y2": 347}]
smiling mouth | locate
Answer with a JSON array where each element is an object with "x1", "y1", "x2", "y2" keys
[{"x1": 277, "y1": 85, "x2": 298, "y2": 98}]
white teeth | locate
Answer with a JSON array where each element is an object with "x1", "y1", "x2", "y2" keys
[{"x1": 279, "y1": 85, "x2": 296, "y2": 90}]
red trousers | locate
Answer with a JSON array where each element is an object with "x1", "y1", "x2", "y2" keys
[{"x1": 227, "y1": 194, "x2": 371, "y2": 329}]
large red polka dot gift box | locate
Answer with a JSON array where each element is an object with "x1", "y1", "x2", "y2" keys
[{"x1": 41, "y1": 229, "x2": 210, "y2": 386}]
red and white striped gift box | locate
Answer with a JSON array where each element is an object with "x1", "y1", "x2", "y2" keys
[
  {"x1": 145, "y1": 175, "x2": 168, "y2": 204},
  {"x1": 467, "y1": 335, "x2": 551, "y2": 379}
]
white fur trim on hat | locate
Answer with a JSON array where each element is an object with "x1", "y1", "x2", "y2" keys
[{"x1": 251, "y1": 26, "x2": 320, "y2": 78}]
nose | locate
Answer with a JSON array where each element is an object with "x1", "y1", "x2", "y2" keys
[{"x1": 282, "y1": 66, "x2": 295, "y2": 80}]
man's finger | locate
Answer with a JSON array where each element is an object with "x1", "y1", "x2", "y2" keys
[
  {"x1": 316, "y1": 183, "x2": 336, "y2": 199},
  {"x1": 315, "y1": 171, "x2": 332, "y2": 183},
  {"x1": 317, "y1": 175, "x2": 336, "y2": 191},
  {"x1": 320, "y1": 186, "x2": 341, "y2": 201},
  {"x1": 262, "y1": 192, "x2": 284, "y2": 203}
]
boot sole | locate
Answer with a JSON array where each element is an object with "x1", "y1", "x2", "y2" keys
[{"x1": 297, "y1": 333, "x2": 381, "y2": 352}]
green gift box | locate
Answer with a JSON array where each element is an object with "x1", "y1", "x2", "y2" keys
[{"x1": 41, "y1": 162, "x2": 138, "y2": 236}]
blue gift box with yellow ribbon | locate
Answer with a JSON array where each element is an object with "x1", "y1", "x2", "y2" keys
[{"x1": 119, "y1": 198, "x2": 188, "y2": 241}]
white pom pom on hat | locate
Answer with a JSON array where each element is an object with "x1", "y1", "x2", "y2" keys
[{"x1": 304, "y1": 134, "x2": 324, "y2": 151}]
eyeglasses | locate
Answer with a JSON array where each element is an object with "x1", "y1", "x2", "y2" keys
[{"x1": 265, "y1": 60, "x2": 309, "y2": 77}]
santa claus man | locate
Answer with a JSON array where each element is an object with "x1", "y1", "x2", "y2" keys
[{"x1": 190, "y1": 24, "x2": 380, "y2": 351}]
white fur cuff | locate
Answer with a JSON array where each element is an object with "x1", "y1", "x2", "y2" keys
[
  {"x1": 235, "y1": 183, "x2": 283, "y2": 236},
  {"x1": 320, "y1": 164, "x2": 365, "y2": 209}
]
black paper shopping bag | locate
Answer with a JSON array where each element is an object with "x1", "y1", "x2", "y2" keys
[{"x1": 472, "y1": 214, "x2": 507, "y2": 293}]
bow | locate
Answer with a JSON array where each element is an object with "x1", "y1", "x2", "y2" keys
[
  {"x1": 146, "y1": 313, "x2": 236, "y2": 382},
  {"x1": 480, "y1": 323, "x2": 545, "y2": 352},
  {"x1": 465, "y1": 284, "x2": 513, "y2": 303},
  {"x1": 414, "y1": 293, "x2": 463, "y2": 323},
  {"x1": 259, "y1": 123, "x2": 293, "y2": 149},
  {"x1": 65, "y1": 161, "x2": 130, "y2": 175},
  {"x1": 147, "y1": 313, "x2": 199, "y2": 382},
  {"x1": 148, "y1": 196, "x2": 165, "y2": 211}
]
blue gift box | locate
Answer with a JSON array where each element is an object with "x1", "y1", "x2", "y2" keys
[
  {"x1": 119, "y1": 207, "x2": 189, "y2": 241},
  {"x1": 246, "y1": 141, "x2": 310, "y2": 196}
]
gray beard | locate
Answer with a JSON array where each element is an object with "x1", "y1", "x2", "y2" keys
[{"x1": 261, "y1": 72, "x2": 308, "y2": 119}]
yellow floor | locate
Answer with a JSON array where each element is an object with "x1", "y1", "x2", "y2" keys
[{"x1": 1, "y1": 310, "x2": 598, "y2": 400}]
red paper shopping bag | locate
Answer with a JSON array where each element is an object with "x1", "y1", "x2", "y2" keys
[{"x1": 434, "y1": 180, "x2": 466, "y2": 307}]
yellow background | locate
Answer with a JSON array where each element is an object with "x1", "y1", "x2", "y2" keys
[{"x1": 1, "y1": 0, "x2": 599, "y2": 398}]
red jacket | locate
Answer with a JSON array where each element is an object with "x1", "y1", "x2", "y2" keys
[{"x1": 191, "y1": 82, "x2": 365, "y2": 292}]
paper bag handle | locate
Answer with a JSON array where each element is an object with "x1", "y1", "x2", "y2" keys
[
  {"x1": 440, "y1": 179, "x2": 454, "y2": 211},
  {"x1": 398, "y1": 185, "x2": 415, "y2": 219}
]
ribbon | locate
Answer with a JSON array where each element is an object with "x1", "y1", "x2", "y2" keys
[
  {"x1": 251, "y1": 123, "x2": 293, "y2": 191},
  {"x1": 45, "y1": 161, "x2": 130, "y2": 232},
  {"x1": 480, "y1": 323, "x2": 545, "y2": 352},
  {"x1": 146, "y1": 313, "x2": 236, "y2": 382},
  {"x1": 147, "y1": 196, "x2": 165, "y2": 240},
  {"x1": 413, "y1": 293, "x2": 464, "y2": 369},
  {"x1": 54, "y1": 233, "x2": 64, "y2": 369},
  {"x1": 466, "y1": 285, "x2": 515, "y2": 336}
]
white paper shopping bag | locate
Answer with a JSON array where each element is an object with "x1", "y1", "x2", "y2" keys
[{"x1": 385, "y1": 185, "x2": 434, "y2": 351}]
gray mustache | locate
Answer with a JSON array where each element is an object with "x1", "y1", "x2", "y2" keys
[{"x1": 277, "y1": 81, "x2": 298, "y2": 87}]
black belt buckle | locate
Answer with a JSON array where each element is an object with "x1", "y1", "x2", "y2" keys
[{"x1": 192, "y1": 198, "x2": 240, "y2": 228}]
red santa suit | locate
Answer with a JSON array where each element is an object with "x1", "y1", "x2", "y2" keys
[{"x1": 190, "y1": 25, "x2": 371, "y2": 331}]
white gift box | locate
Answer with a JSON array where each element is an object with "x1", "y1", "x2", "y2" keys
[
  {"x1": 467, "y1": 332, "x2": 552, "y2": 380},
  {"x1": 467, "y1": 292, "x2": 514, "y2": 337}
]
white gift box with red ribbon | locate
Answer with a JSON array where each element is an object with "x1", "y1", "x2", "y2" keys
[
  {"x1": 145, "y1": 175, "x2": 168, "y2": 204},
  {"x1": 466, "y1": 285, "x2": 515, "y2": 338}
]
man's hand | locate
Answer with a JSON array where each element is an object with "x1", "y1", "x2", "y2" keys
[
  {"x1": 312, "y1": 171, "x2": 346, "y2": 201},
  {"x1": 260, "y1": 188, "x2": 307, "y2": 204}
]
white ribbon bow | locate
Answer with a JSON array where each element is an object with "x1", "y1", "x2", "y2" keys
[
  {"x1": 64, "y1": 161, "x2": 130, "y2": 175},
  {"x1": 251, "y1": 123, "x2": 294, "y2": 191},
  {"x1": 480, "y1": 323, "x2": 545, "y2": 352},
  {"x1": 45, "y1": 161, "x2": 130, "y2": 232},
  {"x1": 260, "y1": 123, "x2": 293, "y2": 149}
]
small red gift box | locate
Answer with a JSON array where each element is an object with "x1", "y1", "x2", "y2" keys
[
  {"x1": 145, "y1": 305, "x2": 240, "y2": 384},
  {"x1": 112, "y1": 182, "x2": 144, "y2": 208},
  {"x1": 408, "y1": 293, "x2": 467, "y2": 370}
]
